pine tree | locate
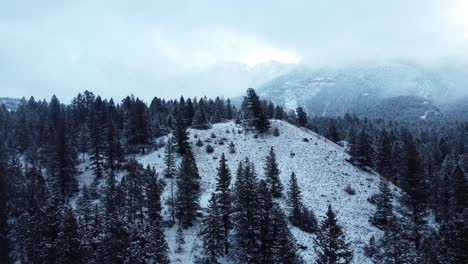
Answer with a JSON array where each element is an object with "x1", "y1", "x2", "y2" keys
[
  {"x1": 288, "y1": 172, "x2": 302, "y2": 221},
  {"x1": 193, "y1": 102, "x2": 211, "y2": 129},
  {"x1": 176, "y1": 225, "x2": 185, "y2": 252},
  {"x1": 59, "y1": 207, "x2": 83, "y2": 264},
  {"x1": 370, "y1": 179, "x2": 393, "y2": 229},
  {"x1": 89, "y1": 96, "x2": 106, "y2": 179},
  {"x1": 200, "y1": 193, "x2": 224, "y2": 263},
  {"x1": 351, "y1": 129, "x2": 373, "y2": 168},
  {"x1": 164, "y1": 138, "x2": 177, "y2": 223},
  {"x1": 438, "y1": 218, "x2": 468, "y2": 264},
  {"x1": 315, "y1": 205, "x2": 353, "y2": 264},
  {"x1": 270, "y1": 204, "x2": 303, "y2": 264},
  {"x1": 226, "y1": 99, "x2": 233, "y2": 120},
  {"x1": 449, "y1": 165, "x2": 467, "y2": 217},
  {"x1": 147, "y1": 173, "x2": 162, "y2": 223},
  {"x1": 243, "y1": 88, "x2": 270, "y2": 133},
  {"x1": 214, "y1": 153, "x2": 232, "y2": 255},
  {"x1": 0, "y1": 143, "x2": 9, "y2": 263},
  {"x1": 148, "y1": 217, "x2": 170, "y2": 264},
  {"x1": 296, "y1": 107, "x2": 308, "y2": 127},
  {"x1": 128, "y1": 224, "x2": 149, "y2": 264},
  {"x1": 264, "y1": 147, "x2": 283, "y2": 198},
  {"x1": 288, "y1": 172, "x2": 317, "y2": 233},
  {"x1": 379, "y1": 217, "x2": 415, "y2": 264},
  {"x1": 176, "y1": 150, "x2": 201, "y2": 227},
  {"x1": 258, "y1": 180, "x2": 274, "y2": 264},
  {"x1": 376, "y1": 129, "x2": 394, "y2": 181},
  {"x1": 173, "y1": 106, "x2": 191, "y2": 155},
  {"x1": 233, "y1": 158, "x2": 261, "y2": 263},
  {"x1": 327, "y1": 120, "x2": 340, "y2": 143},
  {"x1": 400, "y1": 131, "x2": 427, "y2": 251}
]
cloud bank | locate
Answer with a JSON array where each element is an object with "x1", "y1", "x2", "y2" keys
[{"x1": 1, "y1": 0, "x2": 467, "y2": 102}]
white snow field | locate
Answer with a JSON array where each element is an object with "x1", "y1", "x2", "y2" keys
[{"x1": 137, "y1": 120, "x2": 383, "y2": 263}]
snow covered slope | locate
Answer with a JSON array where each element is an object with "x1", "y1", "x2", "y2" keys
[{"x1": 138, "y1": 120, "x2": 383, "y2": 263}]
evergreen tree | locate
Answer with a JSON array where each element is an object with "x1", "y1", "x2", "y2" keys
[
  {"x1": 288, "y1": 172, "x2": 302, "y2": 219},
  {"x1": 274, "y1": 106, "x2": 285, "y2": 120},
  {"x1": 438, "y1": 218, "x2": 468, "y2": 264},
  {"x1": 288, "y1": 172, "x2": 317, "y2": 233},
  {"x1": 379, "y1": 217, "x2": 415, "y2": 264},
  {"x1": 233, "y1": 158, "x2": 261, "y2": 263},
  {"x1": 0, "y1": 143, "x2": 9, "y2": 263},
  {"x1": 258, "y1": 180, "x2": 274, "y2": 264},
  {"x1": 200, "y1": 193, "x2": 224, "y2": 264},
  {"x1": 215, "y1": 153, "x2": 232, "y2": 255},
  {"x1": 370, "y1": 179, "x2": 393, "y2": 229},
  {"x1": 400, "y1": 131, "x2": 427, "y2": 251},
  {"x1": 242, "y1": 88, "x2": 270, "y2": 133},
  {"x1": 350, "y1": 129, "x2": 373, "y2": 168},
  {"x1": 264, "y1": 147, "x2": 283, "y2": 198},
  {"x1": 176, "y1": 225, "x2": 185, "y2": 252},
  {"x1": 296, "y1": 107, "x2": 308, "y2": 127},
  {"x1": 270, "y1": 204, "x2": 303, "y2": 264},
  {"x1": 148, "y1": 218, "x2": 170, "y2": 264},
  {"x1": 449, "y1": 165, "x2": 467, "y2": 217},
  {"x1": 176, "y1": 150, "x2": 201, "y2": 227},
  {"x1": 376, "y1": 129, "x2": 395, "y2": 181},
  {"x1": 327, "y1": 120, "x2": 340, "y2": 143},
  {"x1": 315, "y1": 205, "x2": 353, "y2": 264},
  {"x1": 89, "y1": 96, "x2": 106, "y2": 179},
  {"x1": 226, "y1": 99, "x2": 233, "y2": 120},
  {"x1": 193, "y1": 101, "x2": 210, "y2": 129},
  {"x1": 173, "y1": 106, "x2": 191, "y2": 155},
  {"x1": 147, "y1": 173, "x2": 162, "y2": 223},
  {"x1": 59, "y1": 207, "x2": 83, "y2": 264}
]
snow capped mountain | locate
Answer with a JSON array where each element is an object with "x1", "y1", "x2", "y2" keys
[
  {"x1": 256, "y1": 61, "x2": 466, "y2": 119},
  {"x1": 124, "y1": 120, "x2": 387, "y2": 263}
]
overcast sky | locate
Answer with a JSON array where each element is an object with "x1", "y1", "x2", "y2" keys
[{"x1": 1, "y1": 0, "x2": 468, "y2": 102}]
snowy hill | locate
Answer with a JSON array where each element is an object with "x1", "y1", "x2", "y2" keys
[{"x1": 135, "y1": 120, "x2": 384, "y2": 263}]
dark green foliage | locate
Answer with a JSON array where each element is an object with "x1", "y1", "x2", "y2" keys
[
  {"x1": 315, "y1": 205, "x2": 353, "y2": 264},
  {"x1": 233, "y1": 158, "x2": 261, "y2": 263},
  {"x1": 215, "y1": 154, "x2": 232, "y2": 255},
  {"x1": 229, "y1": 142, "x2": 235, "y2": 153},
  {"x1": 269, "y1": 204, "x2": 303, "y2": 264},
  {"x1": 288, "y1": 172, "x2": 317, "y2": 233},
  {"x1": 173, "y1": 105, "x2": 191, "y2": 155},
  {"x1": 349, "y1": 129, "x2": 373, "y2": 168},
  {"x1": 273, "y1": 127, "x2": 280, "y2": 137},
  {"x1": 176, "y1": 225, "x2": 185, "y2": 252},
  {"x1": 264, "y1": 147, "x2": 283, "y2": 198},
  {"x1": 327, "y1": 120, "x2": 340, "y2": 143},
  {"x1": 379, "y1": 217, "x2": 416, "y2": 264},
  {"x1": 59, "y1": 207, "x2": 83, "y2": 264},
  {"x1": 176, "y1": 150, "x2": 201, "y2": 227},
  {"x1": 0, "y1": 143, "x2": 9, "y2": 263},
  {"x1": 196, "y1": 138, "x2": 204, "y2": 147},
  {"x1": 193, "y1": 103, "x2": 211, "y2": 130},
  {"x1": 89, "y1": 96, "x2": 106, "y2": 179},
  {"x1": 296, "y1": 107, "x2": 308, "y2": 127},
  {"x1": 200, "y1": 193, "x2": 224, "y2": 263},
  {"x1": 242, "y1": 88, "x2": 271, "y2": 133},
  {"x1": 370, "y1": 180, "x2": 393, "y2": 229},
  {"x1": 206, "y1": 144, "x2": 214, "y2": 153},
  {"x1": 376, "y1": 129, "x2": 395, "y2": 181}
]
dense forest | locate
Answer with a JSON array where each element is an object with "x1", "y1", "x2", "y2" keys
[{"x1": 0, "y1": 88, "x2": 466, "y2": 263}]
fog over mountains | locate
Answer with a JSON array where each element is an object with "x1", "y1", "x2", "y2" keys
[{"x1": 254, "y1": 60, "x2": 468, "y2": 120}]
